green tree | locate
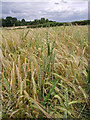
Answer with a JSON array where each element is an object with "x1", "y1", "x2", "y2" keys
[
  {"x1": 0, "y1": 18, "x2": 2, "y2": 27},
  {"x1": 21, "y1": 19, "x2": 26, "y2": 26},
  {"x1": 21, "y1": 19, "x2": 25, "y2": 23},
  {"x1": 46, "y1": 19, "x2": 49, "y2": 23},
  {"x1": 40, "y1": 18, "x2": 45, "y2": 24},
  {"x1": 12, "y1": 17, "x2": 17, "y2": 26},
  {"x1": 34, "y1": 19, "x2": 39, "y2": 25},
  {"x1": 6, "y1": 16, "x2": 13, "y2": 27}
]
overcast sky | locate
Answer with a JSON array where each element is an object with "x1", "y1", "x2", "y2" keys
[{"x1": 2, "y1": 0, "x2": 89, "y2": 22}]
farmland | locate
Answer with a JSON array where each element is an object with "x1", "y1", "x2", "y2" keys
[{"x1": 1, "y1": 25, "x2": 89, "y2": 119}]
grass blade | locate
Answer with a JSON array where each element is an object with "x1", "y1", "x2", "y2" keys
[{"x1": 44, "y1": 80, "x2": 58, "y2": 104}]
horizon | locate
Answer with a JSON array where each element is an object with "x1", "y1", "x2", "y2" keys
[
  {"x1": 2, "y1": 16, "x2": 89, "y2": 23},
  {"x1": 2, "y1": 0, "x2": 89, "y2": 22}
]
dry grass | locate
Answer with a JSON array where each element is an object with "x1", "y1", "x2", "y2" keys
[{"x1": 1, "y1": 25, "x2": 89, "y2": 119}]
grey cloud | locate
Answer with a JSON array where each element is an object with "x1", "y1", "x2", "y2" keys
[
  {"x1": 41, "y1": 9, "x2": 88, "y2": 22},
  {"x1": 61, "y1": 0, "x2": 67, "y2": 3},
  {"x1": 54, "y1": 0, "x2": 67, "y2": 5},
  {"x1": 2, "y1": 1, "x2": 88, "y2": 22},
  {"x1": 54, "y1": 3, "x2": 59, "y2": 5}
]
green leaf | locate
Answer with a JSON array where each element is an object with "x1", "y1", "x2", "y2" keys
[
  {"x1": 43, "y1": 80, "x2": 58, "y2": 104},
  {"x1": 3, "y1": 78, "x2": 13, "y2": 101}
]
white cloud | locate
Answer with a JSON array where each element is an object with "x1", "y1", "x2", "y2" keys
[
  {"x1": 2, "y1": 0, "x2": 88, "y2": 22},
  {"x1": 2, "y1": 0, "x2": 89, "y2": 2}
]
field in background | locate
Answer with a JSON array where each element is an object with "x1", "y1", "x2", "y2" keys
[
  {"x1": 4, "y1": 26, "x2": 27, "y2": 30},
  {"x1": 1, "y1": 25, "x2": 89, "y2": 119}
]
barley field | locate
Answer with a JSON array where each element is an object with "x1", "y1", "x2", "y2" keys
[{"x1": 1, "y1": 25, "x2": 90, "y2": 119}]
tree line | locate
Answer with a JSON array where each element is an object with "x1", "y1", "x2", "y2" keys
[{"x1": 0, "y1": 16, "x2": 90, "y2": 28}]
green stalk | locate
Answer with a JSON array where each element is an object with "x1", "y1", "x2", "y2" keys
[
  {"x1": 43, "y1": 80, "x2": 58, "y2": 105},
  {"x1": 46, "y1": 31, "x2": 50, "y2": 56}
]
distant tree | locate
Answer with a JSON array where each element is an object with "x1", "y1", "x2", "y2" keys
[
  {"x1": 6, "y1": 16, "x2": 13, "y2": 27},
  {"x1": 32, "y1": 19, "x2": 38, "y2": 25},
  {"x1": 29, "y1": 21, "x2": 32, "y2": 25},
  {"x1": 21, "y1": 19, "x2": 25, "y2": 23},
  {"x1": 16, "y1": 20, "x2": 21, "y2": 26},
  {"x1": 4, "y1": 16, "x2": 18, "y2": 27},
  {"x1": 1, "y1": 16, "x2": 89, "y2": 27},
  {"x1": 20, "y1": 19, "x2": 26, "y2": 26},
  {"x1": 46, "y1": 19, "x2": 49, "y2": 23},
  {"x1": 51, "y1": 22, "x2": 57, "y2": 27},
  {"x1": 49, "y1": 20, "x2": 53, "y2": 22},
  {"x1": 40, "y1": 18, "x2": 45, "y2": 24},
  {"x1": 34, "y1": 19, "x2": 39, "y2": 25},
  {"x1": 0, "y1": 18, "x2": 2, "y2": 27},
  {"x1": 12, "y1": 17, "x2": 17, "y2": 26},
  {"x1": 2, "y1": 18, "x2": 6, "y2": 27}
]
